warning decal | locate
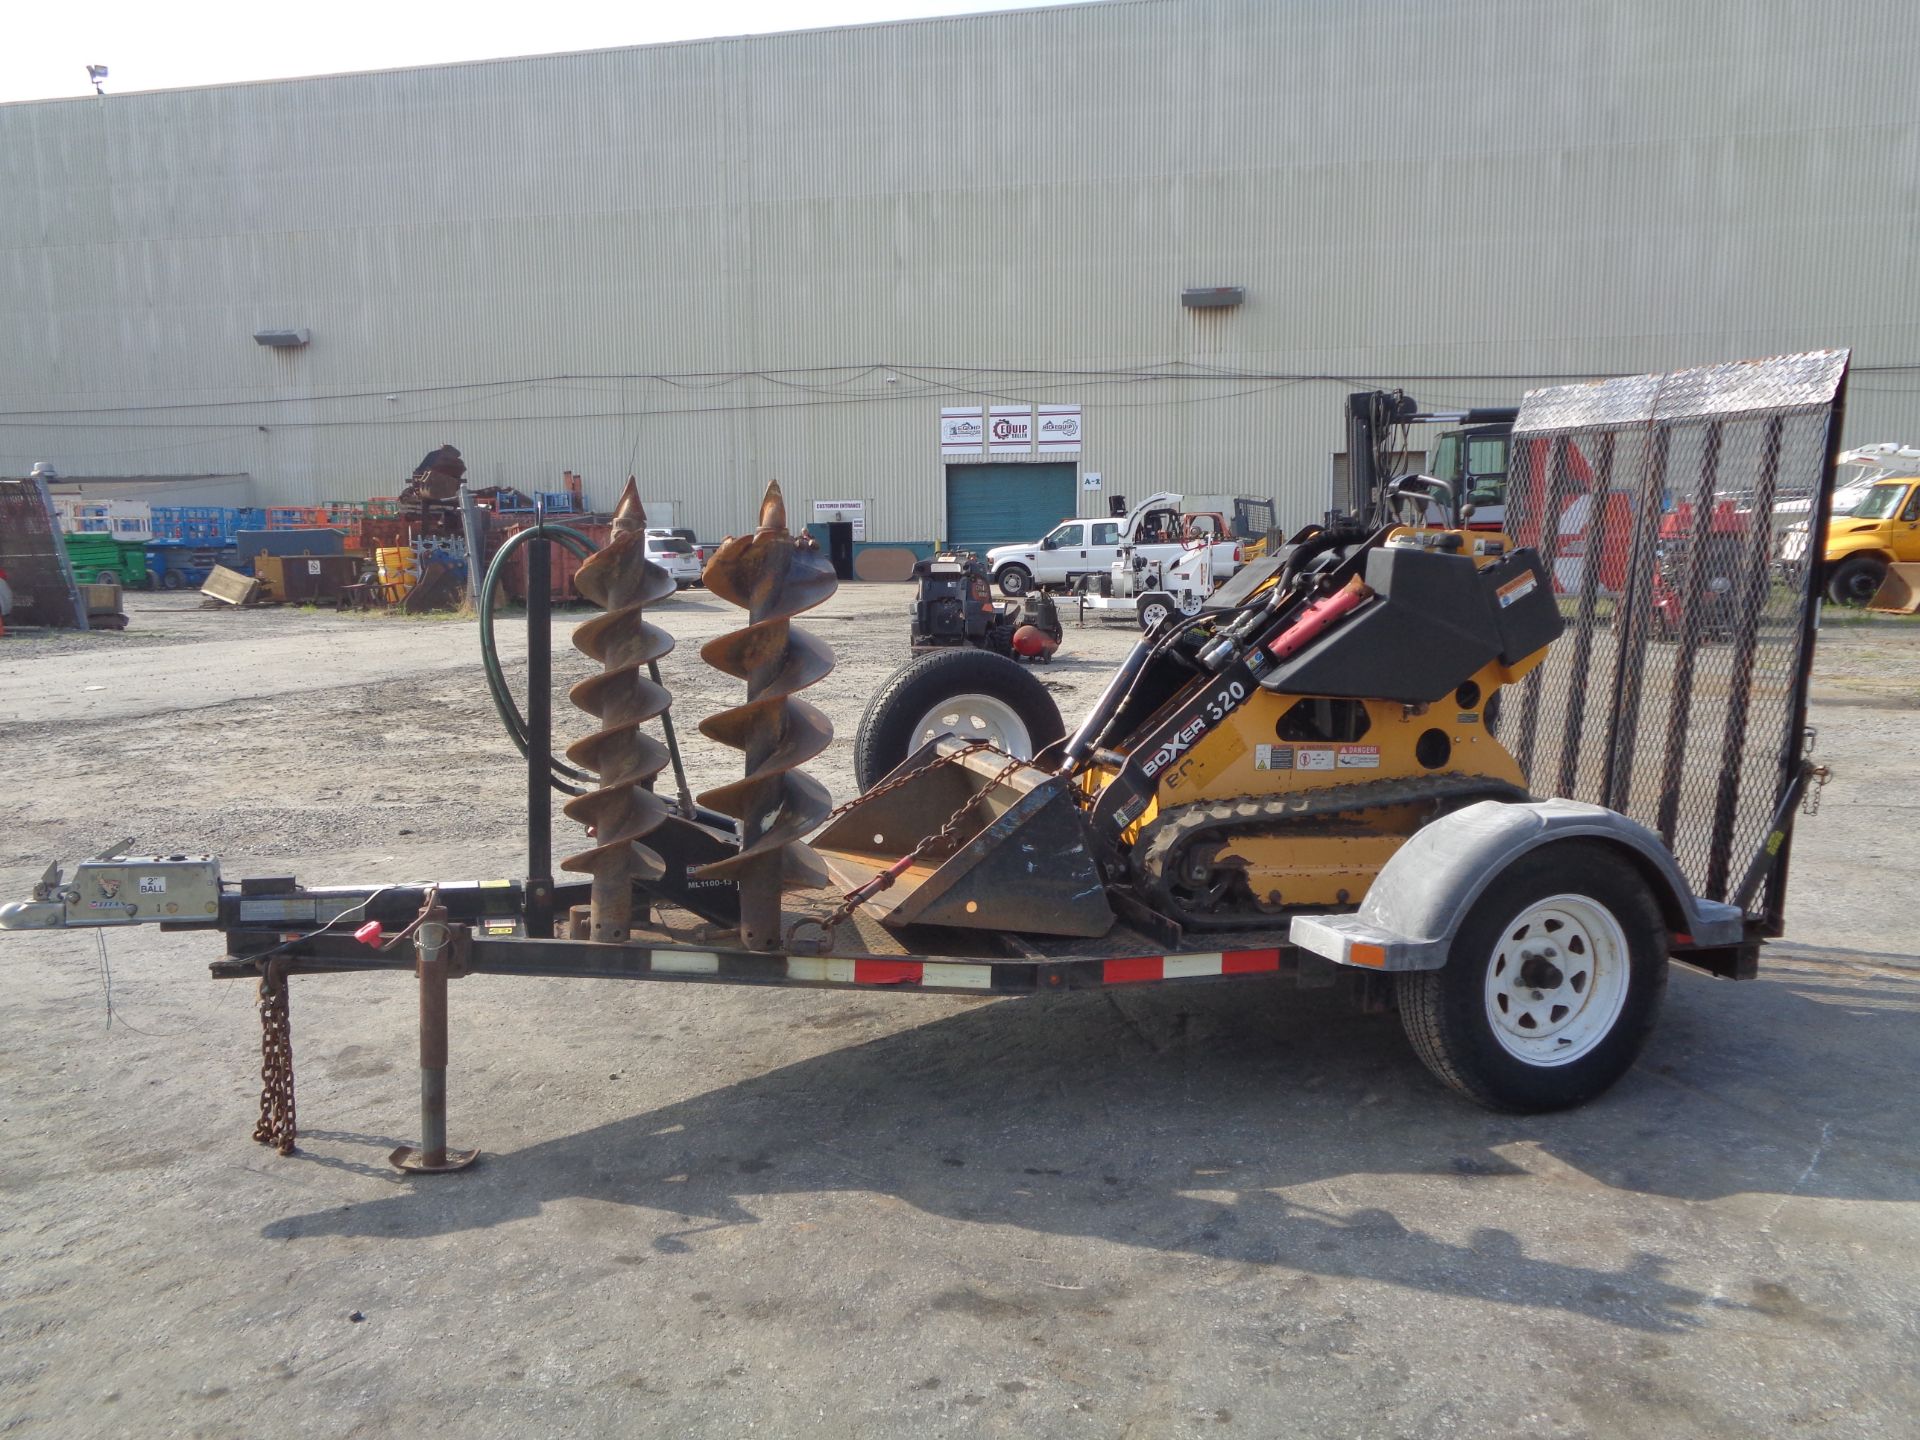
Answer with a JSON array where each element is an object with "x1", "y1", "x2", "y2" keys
[
  {"x1": 1336, "y1": 745, "x2": 1381, "y2": 769},
  {"x1": 1496, "y1": 571, "x2": 1538, "y2": 608},
  {"x1": 1254, "y1": 744, "x2": 1294, "y2": 771},
  {"x1": 1296, "y1": 747, "x2": 1335, "y2": 771}
]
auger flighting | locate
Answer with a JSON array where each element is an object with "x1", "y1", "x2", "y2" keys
[
  {"x1": 560, "y1": 481, "x2": 678, "y2": 942},
  {"x1": 695, "y1": 480, "x2": 839, "y2": 950}
]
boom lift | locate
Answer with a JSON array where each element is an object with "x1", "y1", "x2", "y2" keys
[{"x1": 0, "y1": 352, "x2": 1848, "y2": 1167}]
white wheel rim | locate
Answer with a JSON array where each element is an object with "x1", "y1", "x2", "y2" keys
[
  {"x1": 1178, "y1": 591, "x2": 1205, "y2": 615},
  {"x1": 1483, "y1": 893, "x2": 1630, "y2": 1066},
  {"x1": 1141, "y1": 602, "x2": 1170, "y2": 631},
  {"x1": 910, "y1": 694, "x2": 1034, "y2": 757}
]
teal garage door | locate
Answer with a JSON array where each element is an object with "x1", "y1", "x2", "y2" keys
[{"x1": 945, "y1": 464, "x2": 1077, "y2": 552}]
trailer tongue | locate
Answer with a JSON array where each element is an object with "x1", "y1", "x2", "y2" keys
[{"x1": 0, "y1": 351, "x2": 1849, "y2": 1158}]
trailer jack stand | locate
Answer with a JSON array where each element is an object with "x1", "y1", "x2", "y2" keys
[{"x1": 389, "y1": 912, "x2": 478, "y2": 1174}]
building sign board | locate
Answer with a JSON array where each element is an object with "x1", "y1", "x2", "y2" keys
[
  {"x1": 1038, "y1": 405, "x2": 1082, "y2": 452},
  {"x1": 940, "y1": 407, "x2": 984, "y2": 455},
  {"x1": 989, "y1": 406, "x2": 1033, "y2": 454},
  {"x1": 811, "y1": 499, "x2": 867, "y2": 540}
]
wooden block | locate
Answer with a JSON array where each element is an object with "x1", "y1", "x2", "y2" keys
[
  {"x1": 852, "y1": 547, "x2": 920, "y2": 583},
  {"x1": 81, "y1": 582, "x2": 123, "y2": 615},
  {"x1": 201, "y1": 565, "x2": 261, "y2": 607},
  {"x1": 1868, "y1": 562, "x2": 1920, "y2": 615}
]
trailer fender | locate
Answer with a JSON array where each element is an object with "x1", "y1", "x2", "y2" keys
[{"x1": 1288, "y1": 798, "x2": 1745, "y2": 971}]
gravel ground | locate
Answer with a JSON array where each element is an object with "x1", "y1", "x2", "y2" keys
[{"x1": 0, "y1": 587, "x2": 1916, "y2": 1437}]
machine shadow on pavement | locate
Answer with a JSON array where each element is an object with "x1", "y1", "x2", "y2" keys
[{"x1": 261, "y1": 958, "x2": 1919, "y2": 1336}]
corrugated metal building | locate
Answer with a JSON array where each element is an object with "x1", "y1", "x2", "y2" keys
[{"x1": 2, "y1": 0, "x2": 1917, "y2": 547}]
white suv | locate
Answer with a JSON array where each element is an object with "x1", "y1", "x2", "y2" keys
[{"x1": 644, "y1": 530, "x2": 703, "y2": 588}]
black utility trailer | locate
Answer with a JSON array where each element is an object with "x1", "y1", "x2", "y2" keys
[{"x1": 1, "y1": 352, "x2": 1849, "y2": 1167}]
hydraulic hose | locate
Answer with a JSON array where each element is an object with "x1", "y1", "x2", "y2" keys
[
  {"x1": 479, "y1": 519, "x2": 705, "y2": 816},
  {"x1": 478, "y1": 522, "x2": 601, "y2": 796}
]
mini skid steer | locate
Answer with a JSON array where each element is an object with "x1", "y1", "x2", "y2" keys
[{"x1": 0, "y1": 352, "x2": 1847, "y2": 1165}]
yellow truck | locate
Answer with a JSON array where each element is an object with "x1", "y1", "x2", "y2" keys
[
  {"x1": 1777, "y1": 443, "x2": 1920, "y2": 606},
  {"x1": 1823, "y1": 468, "x2": 1920, "y2": 606}
]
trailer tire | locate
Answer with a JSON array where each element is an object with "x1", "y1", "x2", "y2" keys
[
  {"x1": 1137, "y1": 593, "x2": 1175, "y2": 633},
  {"x1": 854, "y1": 648, "x2": 1065, "y2": 789},
  {"x1": 995, "y1": 564, "x2": 1033, "y2": 598},
  {"x1": 1825, "y1": 554, "x2": 1887, "y2": 607},
  {"x1": 1396, "y1": 841, "x2": 1666, "y2": 1112}
]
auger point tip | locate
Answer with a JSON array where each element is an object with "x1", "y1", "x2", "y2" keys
[
  {"x1": 758, "y1": 480, "x2": 788, "y2": 534},
  {"x1": 611, "y1": 478, "x2": 648, "y2": 536}
]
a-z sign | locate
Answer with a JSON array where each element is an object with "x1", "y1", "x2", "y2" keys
[{"x1": 989, "y1": 406, "x2": 1033, "y2": 454}]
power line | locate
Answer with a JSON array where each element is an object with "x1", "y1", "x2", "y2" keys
[{"x1": 2, "y1": 358, "x2": 1911, "y2": 432}]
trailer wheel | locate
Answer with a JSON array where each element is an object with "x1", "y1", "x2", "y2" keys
[
  {"x1": 1826, "y1": 554, "x2": 1887, "y2": 607},
  {"x1": 1396, "y1": 841, "x2": 1667, "y2": 1112},
  {"x1": 1137, "y1": 593, "x2": 1175, "y2": 633},
  {"x1": 854, "y1": 648, "x2": 1065, "y2": 789}
]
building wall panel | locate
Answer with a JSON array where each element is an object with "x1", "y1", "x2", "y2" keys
[{"x1": 0, "y1": 0, "x2": 1915, "y2": 543}]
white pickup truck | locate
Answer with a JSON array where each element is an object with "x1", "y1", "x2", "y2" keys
[{"x1": 984, "y1": 491, "x2": 1247, "y2": 596}]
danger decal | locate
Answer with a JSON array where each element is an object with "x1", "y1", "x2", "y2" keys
[{"x1": 1496, "y1": 571, "x2": 1538, "y2": 608}]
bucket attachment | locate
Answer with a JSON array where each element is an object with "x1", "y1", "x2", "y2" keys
[
  {"x1": 812, "y1": 740, "x2": 1115, "y2": 938},
  {"x1": 1868, "y1": 562, "x2": 1920, "y2": 615}
]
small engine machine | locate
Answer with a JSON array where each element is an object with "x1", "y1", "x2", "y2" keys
[{"x1": 909, "y1": 552, "x2": 1063, "y2": 661}]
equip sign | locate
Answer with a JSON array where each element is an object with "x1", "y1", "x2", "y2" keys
[{"x1": 989, "y1": 406, "x2": 1033, "y2": 454}]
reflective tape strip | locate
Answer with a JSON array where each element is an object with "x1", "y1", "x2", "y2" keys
[
  {"x1": 787, "y1": 956, "x2": 989, "y2": 989},
  {"x1": 920, "y1": 962, "x2": 995, "y2": 990},
  {"x1": 1223, "y1": 949, "x2": 1282, "y2": 974},
  {"x1": 1103, "y1": 956, "x2": 1164, "y2": 984},
  {"x1": 1161, "y1": 952, "x2": 1224, "y2": 979},
  {"x1": 652, "y1": 950, "x2": 720, "y2": 975},
  {"x1": 1104, "y1": 948, "x2": 1282, "y2": 985},
  {"x1": 854, "y1": 959, "x2": 924, "y2": 986},
  {"x1": 786, "y1": 956, "x2": 855, "y2": 984}
]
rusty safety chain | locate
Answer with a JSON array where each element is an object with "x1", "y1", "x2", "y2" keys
[
  {"x1": 1803, "y1": 765, "x2": 1831, "y2": 817},
  {"x1": 789, "y1": 742, "x2": 1029, "y2": 951},
  {"x1": 253, "y1": 960, "x2": 296, "y2": 1155}
]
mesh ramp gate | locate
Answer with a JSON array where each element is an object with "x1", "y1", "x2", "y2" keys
[
  {"x1": 0, "y1": 475, "x2": 88, "y2": 629},
  {"x1": 1500, "y1": 350, "x2": 1849, "y2": 932}
]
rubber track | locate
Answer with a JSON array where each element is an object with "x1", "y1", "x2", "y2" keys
[{"x1": 1132, "y1": 774, "x2": 1531, "y2": 930}]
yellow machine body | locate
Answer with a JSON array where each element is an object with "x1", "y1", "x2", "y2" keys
[
  {"x1": 1090, "y1": 656, "x2": 1536, "y2": 909},
  {"x1": 815, "y1": 523, "x2": 1563, "y2": 935},
  {"x1": 1082, "y1": 528, "x2": 1548, "y2": 911}
]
